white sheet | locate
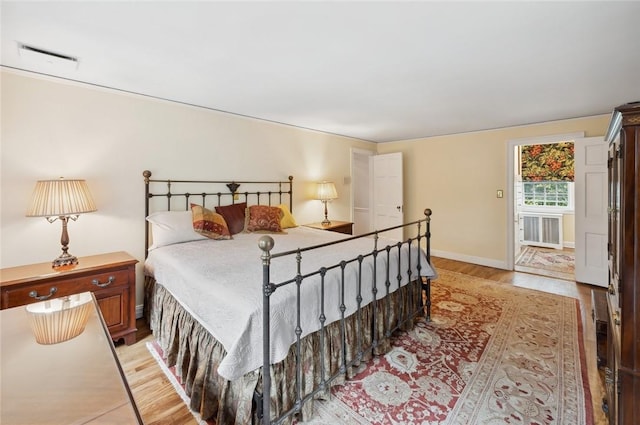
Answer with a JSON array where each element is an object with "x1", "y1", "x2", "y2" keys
[{"x1": 145, "y1": 226, "x2": 436, "y2": 381}]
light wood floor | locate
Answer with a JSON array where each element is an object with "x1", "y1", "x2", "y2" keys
[{"x1": 115, "y1": 257, "x2": 608, "y2": 425}]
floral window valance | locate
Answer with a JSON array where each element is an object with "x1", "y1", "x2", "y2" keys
[{"x1": 521, "y1": 142, "x2": 574, "y2": 182}]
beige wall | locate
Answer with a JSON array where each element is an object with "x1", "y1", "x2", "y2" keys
[
  {"x1": 377, "y1": 115, "x2": 609, "y2": 268},
  {"x1": 1, "y1": 69, "x2": 612, "y2": 309},
  {"x1": 563, "y1": 213, "x2": 575, "y2": 246},
  {"x1": 0, "y1": 70, "x2": 375, "y2": 307}
]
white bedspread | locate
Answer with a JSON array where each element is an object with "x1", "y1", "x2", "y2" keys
[{"x1": 145, "y1": 226, "x2": 436, "y2": 381}]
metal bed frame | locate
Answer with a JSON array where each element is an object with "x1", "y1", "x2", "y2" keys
[
  {"x1": 143, "y1": 170, "x2": 432, "y2": 425},
  {"x1": 257, "y1": 213, "x2": 432, "y2": 424}
]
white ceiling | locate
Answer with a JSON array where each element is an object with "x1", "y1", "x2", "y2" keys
[{"x1": 2, "y1": 1, "x2": 640, "y2": 143}]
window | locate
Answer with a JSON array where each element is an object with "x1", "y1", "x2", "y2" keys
[
  {"x1": 522, "y1": 181, "x2": 573, "y2": 209},
  {"x1": 519, "y1": 142, "x2": 574, "y2": 212}
]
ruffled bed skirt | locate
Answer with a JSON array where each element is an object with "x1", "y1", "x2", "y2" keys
[{"x1": 144, "y1": 275, "x2": 423, "y2": 425}]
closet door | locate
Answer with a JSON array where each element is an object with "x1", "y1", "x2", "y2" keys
[{"x1": 372, "y1": 152, "x2": 403, "y2": 241}]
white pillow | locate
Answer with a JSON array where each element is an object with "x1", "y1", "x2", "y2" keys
[{"x1": 146, "y1": 210, "x2": 207, "y2": 250}]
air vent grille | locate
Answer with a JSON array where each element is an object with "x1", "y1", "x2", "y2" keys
[
  {"x1": 17, "y1": 43, "x2": 79, "y2": 70},
  {"x1": 19, "y1": 44, "x2": 77, "y2": 63}
]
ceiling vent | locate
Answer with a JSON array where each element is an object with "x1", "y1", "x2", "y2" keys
[{"x1": 17, "y1": 43, "x2": 79, "y2": 71}]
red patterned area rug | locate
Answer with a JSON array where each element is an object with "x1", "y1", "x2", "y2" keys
[{"x1": 300, "y1": 269, "x2": 593, "y2": 425}]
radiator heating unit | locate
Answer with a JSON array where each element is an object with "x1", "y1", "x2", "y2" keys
[{"x1": 519, "y1": 212, "x2": 563, "y2": 249}]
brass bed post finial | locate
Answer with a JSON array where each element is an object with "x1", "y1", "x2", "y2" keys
[{"x1": 143, "y1": 170, "x2": 151, "y2": 184}]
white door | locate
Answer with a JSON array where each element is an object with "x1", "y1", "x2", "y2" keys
[
  {"x1": 372, "y1": 152, "x2": 403, "y2": 241},
  {"x1": 574, "y1": 136, "x2": 608, "y2": 286}
]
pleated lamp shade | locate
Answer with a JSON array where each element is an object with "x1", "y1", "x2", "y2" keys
[
  {"x1": 26, "y1": 178, "x2": 97, "y2": 217},
  {"x1": 26, "y1": 292, "x2": 94, "y2": 344},
  {"x1": 316, "y1": 181, "x2": 338, "y2": 201}
]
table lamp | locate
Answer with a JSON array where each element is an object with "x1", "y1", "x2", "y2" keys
[
  {"x1": 316, "y1": 181, "x2": 338, "y2": 225},
  {"x1": 26, "y1": 178, "x2": 97, "y2": 268}
]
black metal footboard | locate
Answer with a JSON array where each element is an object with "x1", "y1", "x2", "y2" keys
[{"x1": 257, "y1": 209, "x2": 433, "y2": 425}]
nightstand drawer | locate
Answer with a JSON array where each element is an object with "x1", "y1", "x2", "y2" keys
[{"x1": 3, "y1": 269, "x2": 129, "y2": 308}]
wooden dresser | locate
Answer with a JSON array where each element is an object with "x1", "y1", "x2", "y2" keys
[
  {"x1": 604, "y1": 101, "x2": 640, "y2": 425},
  {"x1": 0, "y1": 251, "x2": 138, "y2": 345},
  {"x1": 0, "y1": 292, "x2": 143, "y2": 424},
  {"x1": 304, "y1": 220, "x2": 354, "y2": 235}
]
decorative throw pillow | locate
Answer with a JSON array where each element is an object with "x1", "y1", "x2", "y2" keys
[
  {"x1": 215, "y1": 202, "x2": 247, "y2": 235},
  {"x1": 277, "y1": 204, "x2": 297, "y2": 228},
  {"x1": 146, "y1": 210, "x2": 207, "y2": 250},
  {"x1": 191, "y1": 204, "x2": 231, "y2": 240},
  {"x1": 244, "y1": 205, "x2": 285, "y2": 233}
]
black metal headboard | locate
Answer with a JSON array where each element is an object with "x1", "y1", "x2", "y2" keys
[{"x1": 143, "y1": 170, "x2": 293, "y2": 257}]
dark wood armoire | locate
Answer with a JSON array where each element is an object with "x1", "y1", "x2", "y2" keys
[{"x1": 604, "y1": 101, "x2": 640, "y2": 425}]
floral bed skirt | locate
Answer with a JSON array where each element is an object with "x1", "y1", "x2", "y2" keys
[{"x1": 144, "y1": 275, "x2": 422, "y2": 425}]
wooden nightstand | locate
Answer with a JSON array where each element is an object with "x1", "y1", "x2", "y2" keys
[
  {"x1": 0, "y1": 251, "x2": 138, "y2": 345},
  {"x1": 304, "y1": 220, "x2": 354, "y2": 235}
]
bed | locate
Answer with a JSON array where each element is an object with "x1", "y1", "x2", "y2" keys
[{"x1": 142, "y1": 171, "x2": 436, "y2": 425}]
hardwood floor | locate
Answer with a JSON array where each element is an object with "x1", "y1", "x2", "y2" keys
[
  {"x1": 116, "y1": 257, "x2": 608, "y2": 425},
  {"x1": 115, "y1": 321, "x2": 199, "y2": 425}
]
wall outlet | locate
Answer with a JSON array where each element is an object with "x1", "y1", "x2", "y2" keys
[{"x1": 497, "y1": 189, "x2": 504, "y2": 198}]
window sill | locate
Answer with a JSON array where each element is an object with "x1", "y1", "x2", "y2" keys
[{"x1": 519, "y1": 207, "x2": 574, "y2": 215}]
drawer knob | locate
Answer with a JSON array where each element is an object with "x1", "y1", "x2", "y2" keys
[
  {"x1": 29, "y1": 287, "x2": 57, "y2": 301},
  {"x1": 92, "y1": 276, "x2": 115, "y2": 288}
]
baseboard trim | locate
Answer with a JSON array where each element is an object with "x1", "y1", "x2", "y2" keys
[
  {"x1": 431, "y1": 249, "x2": 509, "y2": 271},
  {"x1": 136, "y1": 304, "x2": 144, "y2": 319}
]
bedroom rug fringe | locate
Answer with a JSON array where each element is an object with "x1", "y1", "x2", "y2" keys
[
  {"x1": 147, "y1": 269, "x2": 593, "y2": 425},
  {"x1": 146, "y1": 341, "x2": 211, "y2": 425}
]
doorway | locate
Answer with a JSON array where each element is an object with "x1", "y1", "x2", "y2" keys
[
  {"x1": 350, "y1": 149, "x2": 404, "y2": 239},
  {"x1": 514, "y1": 141, "x2": 576, "y2": 280},
  {"x1": 506, "y1": 132, "x2": 584, "y2": 280}
]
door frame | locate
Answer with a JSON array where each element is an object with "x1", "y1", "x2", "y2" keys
[
  {"x1": 505, "y1": 132, "x2": 584, "y2": 270},
  {"x1": 350, "y1": 147, "x2": 375, "y2": 234}
]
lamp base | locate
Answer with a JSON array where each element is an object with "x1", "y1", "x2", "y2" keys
[
  {"x1": 52, "y1": 253, "x2": 78, "y2": 269},
  {"x1": 321, "y1": 200, "x2": 331, "y2": 226}
]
